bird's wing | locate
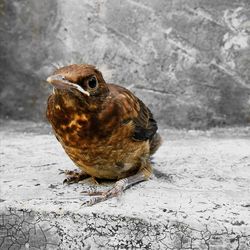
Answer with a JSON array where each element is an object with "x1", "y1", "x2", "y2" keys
[
  {"x1": 108, "y1": 84, "x2": 158, "y2": 142},
  {"x1": 132, "y1": 98, "x2": 158, "y2": 141}
]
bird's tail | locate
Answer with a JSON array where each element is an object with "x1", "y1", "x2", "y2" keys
[{"x1": 149, "y1": 133, "x2": 162, "y2": 155}]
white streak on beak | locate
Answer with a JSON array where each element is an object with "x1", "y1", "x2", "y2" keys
[
  {"x1": 68, "y1": 82, "x2": 90, "y2": 96},
  {"x1": 47, "y1": 75, "x2": 90, "y2": 96},
  {"x1": 76, "y1": 85, "x2": 90, "y2": 96}
]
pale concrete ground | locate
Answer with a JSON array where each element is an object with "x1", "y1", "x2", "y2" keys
[{"x1": 0, "y1": 120, "x2": 250, "y2": 249}]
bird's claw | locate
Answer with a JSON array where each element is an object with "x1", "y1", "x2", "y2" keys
[
  {"x1": 81, "y1": 190, "x2": 104, "y2": 196},
  {"x1": 59, "y1": 168, "x2": 80, "y2": 175},
  {"x1": 59, "y1": 169, "x2": 89, "y2": 184},
  {"x1": 81, "y1": 180, "x2": 125, "y2": 206},
  {"x1": 63, "y1": 177, "x2": 74, "y2": 185},
  {"x1": 81, "y1": 196, "x2": 105, "y2": 206},
  {"x1": 58, "y1": 169, "x2": 66, "y2": 175}
]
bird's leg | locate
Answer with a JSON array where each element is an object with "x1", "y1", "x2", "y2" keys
[
  {"x1": 82, "y1": 157, "x2": 152, "y2": 206},
  {"x1": 59, "y1": 169, "x2": 90, "y2": 184}
]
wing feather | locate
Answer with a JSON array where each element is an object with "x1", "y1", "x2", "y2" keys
[
  {"x1": 132, "y1": 99, "x2": 158, "y2": 141},
  {"x1": 108, "y1": 84, "x2": 158, "y2": 142}
]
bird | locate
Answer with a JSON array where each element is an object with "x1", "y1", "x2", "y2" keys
[{"x1": 46, "y1": 64, "x2": 162, "y2": 205}]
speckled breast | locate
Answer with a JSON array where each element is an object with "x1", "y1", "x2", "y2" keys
[{"x1": 47, "y1": 94, "x2": 149, "y2": 180}]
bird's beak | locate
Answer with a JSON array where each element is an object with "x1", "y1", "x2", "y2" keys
[{"x1": 46, "y1": 74, "x2": 90, "y2": 96}]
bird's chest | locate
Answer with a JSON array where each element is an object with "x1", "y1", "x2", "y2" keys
[
  {"x1": 50, "y1": 108, "x2": 144, "y2": 177},
  {"x1": 47, "y1": 93, "x2": 121, "y2": 145},
  {"x1": 47, "y1": 94, "x2": 149, "y2": 179},
  {"x1": 47, "y1": 96, "x2": 94, "y2": 143},
  {"x1": 48, "y1": 98, "x2": 129, "y2": 151},
  {"x1": 47, "y1": 94, "x2": 149, "y2": 178},
  {"x1": 54, "y1": 113, "x2": 134, "y2": 160},
  {"x1": 60, "y1": 126, "x2": 148, "y2": 179}
]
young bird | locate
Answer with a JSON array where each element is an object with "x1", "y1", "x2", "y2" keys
[{"x1": 46, "y1": 64, "x2": 161, "y2": 205}]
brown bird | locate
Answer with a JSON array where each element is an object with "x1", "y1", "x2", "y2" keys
[{"x1": 46, "y1": 64, "x2": 161, "y2": 205}]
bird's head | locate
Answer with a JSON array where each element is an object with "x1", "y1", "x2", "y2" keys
[{"x1": 47, "y1": 64, "x2": 109, "y2": 101}]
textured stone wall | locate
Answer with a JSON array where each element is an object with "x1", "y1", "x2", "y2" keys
[{"x1": 0, "y1": 0, "x2": 250, "y2": 128}]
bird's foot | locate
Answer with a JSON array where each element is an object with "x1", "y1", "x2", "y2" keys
[
  {"x1": 59, "y1": 169, "x2": 89, "y2": 184},
  {"x1": 81, "y1": 167, "x2": 151, "y2": 206},
  {"x1": 81, "y1": 179, "x2": 127, "y2": 206}
]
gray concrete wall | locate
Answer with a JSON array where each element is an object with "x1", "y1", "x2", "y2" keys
[{"x1": 0, "y1": 0, "x2": 250, "y2": 128}]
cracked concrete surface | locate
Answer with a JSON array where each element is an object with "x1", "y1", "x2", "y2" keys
[{"x1": 1, "y1": 120, "x2": 250, "y2": 249}]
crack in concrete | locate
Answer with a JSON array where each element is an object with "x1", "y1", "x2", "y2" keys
[
  {"x1": 134, "y1": 85, "x2": 177, "y2": 96},
  {"x1": 1, "y1": 208, "x2": 250, "y2": 249},
  {"x1": 0, "y1": 208, "x2": 60, "y2": 249}
]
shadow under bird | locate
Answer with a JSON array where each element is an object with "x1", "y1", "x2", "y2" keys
[{"x1": 46, "y1": 64, "x2": 162, "y2": 205}]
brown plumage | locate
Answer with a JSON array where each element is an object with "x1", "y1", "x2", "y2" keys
[{"x1": 46, "y1": 64, "x2": 161, "y2": 205}]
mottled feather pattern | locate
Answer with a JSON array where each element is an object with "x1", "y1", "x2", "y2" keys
[{"x1": 46, "y1": 64, "x2": 161, "y2": 181}]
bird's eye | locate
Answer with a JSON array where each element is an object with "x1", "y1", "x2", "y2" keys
[{"x1": 87, "y1": 76, "x2": 98, "y2": 89}]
